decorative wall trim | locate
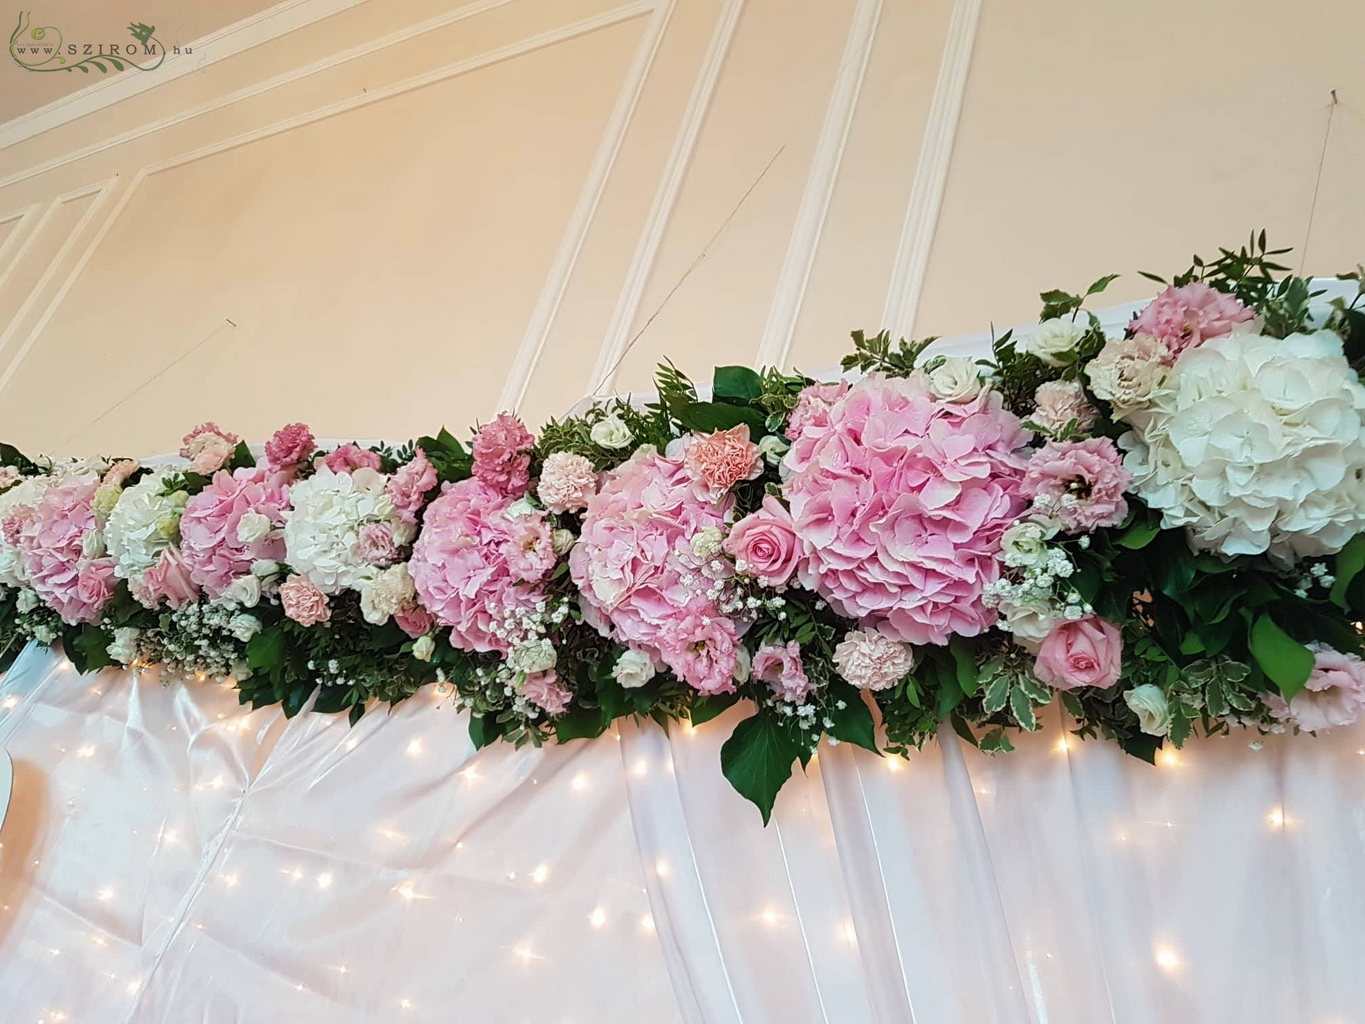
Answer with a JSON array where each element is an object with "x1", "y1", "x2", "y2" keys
[
  {"x1": 753, "y1": 0, "x2": 882, "y2": 371},
  {"x1": 497, "y1": 0, "x2": 673, "y2": 415},
  {"x1": 587, "y1": 0, "x2": 747, "y2": 398},
  {"x1": 879, "y1": 0, "x2": 982, "y2": 341},
  {"x1": 0, "y1": 204, "x2": 43, "y2": 294}
]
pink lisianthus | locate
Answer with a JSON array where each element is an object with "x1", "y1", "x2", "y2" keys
[
  {"x1": 386, "y1": 449, "x2": 438, "y2": 525},
  {"x1": 1022, "y1": 437, "x2": 1130, "y2": 533},
  {"x1": 181, "y1": 423, "x2": 239, "y2": 474},
  {"x1": 504, "y1": 515, "x2": 555, "y2": 582},
  {"x1": 786, "y1": 381, "x2": 849, "y2": 441},
  {"x1": 1264, "y1": 644, "x2": 1365, "y2": 732},
  {"x1": 1129, "y1": 281, "x2": 1254, "y2": 357},
  {"x1": 753, "y1": 641, "x2": 814, "y2": 702},
  {"x1": 682, "y1": 425, "x2": 762, "y2": 499},
  {"x1": 724, "y1": 495, "x2": 800, "y2": 587},
  {"x1": 130, "y1": 546, "x2": 199, "y2": 610},
  {"x1": 520, "y1": 669, "x2": 572, "y2": 716},
  {"x1": 1034, "y1": 615, "x2": 1122, "y2": 690},
  {"x1": 17, "y1": 473, "x2": 117, "y2": 625},
  {"x1": 471, "y1": 413, "x2": 535, "y2": 498},
  {"x1": 280, "y1": 575, "x2": 330, "y2": 626},
  {"x1": 783, "y1": 375, "x2": 1032, "y2": 645},
  {"x1": 536, "y1": 452, "x2": 597, "y2": 514},
  {"x1": 658, "y1": 611, "x2": 739, "y2": 695},
  {"x1": 322, "y1": 443, "x2": 382, "y2": 474},
  {"x1": 264, "y1": 423, "x2": 315, "y2": 472},
  {"x1": 409, "y1": 478, "x2": 552, "y2": 654},
  {"x1": 179, "y1": 467, "x2": 290, "y2": 599},
  {"x1": 393, "y1": 602, "x2": 435, "y2": 639}
]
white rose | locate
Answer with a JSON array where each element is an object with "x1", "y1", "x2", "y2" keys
[
  {"x1": 612, "y1": 648, "x2": 656, "y2": 689},
  {"x1": 690, "y1": 526, "x2": 725, "y2": 560},
  {"x1": 757, "y1": 434, "x2": 789, "y2": 465},
  {"x1": 412, "y1": 635, "x2": 435, "y2": 662},
  {"x1": 235, "y1": 511, "x2": 273, "y2": 544},
  {"x1": 928, "y1": 356, "x2": 984, "y2": 403},
  {"x1": 358, "y1": 562, "x2": 416, "y2": 625},
  {"x1": 107, "y1": 626, "x2": 141, "y2": 665},
  {"x1": 1123, "y1": 683, "x2": 1171, "y2": 737},
  {"x1": 1000, "y1": 520, "x2": 1055, "y2": 568},
  {"x1": 1019, "y1": 317, "x2": 1087, "y2": 367},
  {"x1": 505, "y1": 497, "x2": 537, "y2": 519},
  {"x1": 551, "y1": 529, "x2": 576, "y2": 556},
  {"x1": 251, "y1": 559, "x2": 281, "y2": 579},
  {"x1": 998, "y1": 598, "x2": 1060, "y2": 652},
  {"x1": 508, "y1": 637, "x2": 557, "y2": 675},
  {"x1": 220, "y1": 574, "x2": 262, "y2": 608},
  {"x1": 228, "y1": 613, "x2": 262, "y2": 643},
  {"x1": 590, "y1": 413, "x2": 633, "y2": 449}
]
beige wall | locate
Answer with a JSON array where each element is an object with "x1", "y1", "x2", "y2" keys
[{"x1": 0, "y1": 0, "x2": 1361, "y2": 456}]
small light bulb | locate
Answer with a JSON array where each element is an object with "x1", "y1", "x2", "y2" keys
[
  {"x1": 588, "y1": 908, "x2": 606, "y2": 928},
  {"x1": 317, "y1": 873, "x2": 333, "y2": 890},
  {"x1": 531, "y1": 864, "x2": 549, "y2": 885}
]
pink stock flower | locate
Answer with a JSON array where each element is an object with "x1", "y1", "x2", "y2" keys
[
  {"x1": 658, "y1": 611, "x2": 739, "y2": 695},
  {"x1": 520, "y1": 669, "x2": 572, "y2": 716},
  {"x1": 1129, "y1": 282, "x2": 1254, "y2": 357},
  {"x1": 471, "y1": 413, "x2": 535, "y2": 498},
  {"x1": 1034, "y1": 615, "x2": 1122, "y2": 690},
  {"x1": 17, "y1": 473, "x2": 116, "y2": 625},
  {"x1": 409, "y1": 478, "x2": 551, "y2": 654},
  {"x1": 280, "y1": 576, "x2": 331, "y2": 626},
  {"x1": 1265, "y1": 644, "x2": 1365, "y2": 732},
  {"x1": 682, "y1": 425, "x2": 762, "y2": 499},
  {"x1": 179, "y1": 468, "x2": 290, "y2": 599},
  {"x1": 724, "y1": 495, "x2": 800, "y2": 587},
  {"x1": 181, "y1": 423, "x2": 239, "y2": 474},
  {"x1": 393, "y1": 602, "x2": 435, "y2": 639},
  {"x1": 355, "y1": 522, "x2": 400, "y2": 567},
  {"x1": 322, "y1": 444, "x2": 382, "y2": 474},
  {"x1": 786, "y1": 381, "x2": 849, "y2": 441},
  {"x1": 265, "y1": 423, "x2": 315, "y2": 471},
  {"x1": 783, "y1": 375, "x2": 1031, "y2": 645},
  {"x1": 130, "y1": 546, "x2": 199, "y2": 610},
  {"x1": 1022, "y1": 437, "x2": 1130, "y2": 533},
  {"x1": 753, "y1": 641, "x2": 814, "y2": 702},
  {"x1": 536, "y1": 452, "x2": 597, "y2": 514},
  {"x1": 385, "y1": 449, "x2": 438, "y2": 525}
]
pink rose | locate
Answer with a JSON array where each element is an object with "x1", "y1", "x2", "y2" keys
[
  {"x1": 520, "y1": 669, "x2": 571, "y2": 716},
  {"x1": 724, "y1": 495, "x2": 800, "y2": 587},
  {"x1": 1264, "y1": 644, "x2": 1365, "y2": 732},
  {"x1": 471, "y1": 413, "x2": 535, "y2": 498},
  {"x1": 385, "y1": 449, "x2": 438, "y2": 525},
  {"x1": 130, "y1": 547, "x2": 199, "y2": 610},
  {"x1": 181, "y1": 423, "x2": 239, "y2": 475},
  {"x1": 752, "y1": 641, "x2": 814, "y2": 702},
  {"x1": 682, "y1": 425, "x2": 762, "y2": 499},
  {"x1": 280, "y1": 575, "x2": 331, "y2": 626},
  {"x1": 786, "y1": 381, "x2": 849, "y2": 441},
  {"x1": 393, "y1": 602, "x2": 435, "y2": 639},
  {"x1": 322, "y1": 443, "x2": 382, "y2": 474},
  {"x1": 265, "y1": 423, "x2": 315, "y2": 472},
  {"x1": 1022, "y1": 437, "x2": 1130, "y2": 533},
  {"x1": 355, "y1": 522, "x2": 400, "y2": 567},
  {"x1": 1034, "y1": 615, "x2": 1122, "y2": 690},
  {"x1": 536, "y1": 451, "x2": 597, "y2": 514},
  {"x1": 1130, "y1": 282, "x2": 1254, "y2": 356}
]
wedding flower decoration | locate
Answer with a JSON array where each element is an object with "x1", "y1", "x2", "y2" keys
[
  {"x1": 282, "y1": 466, "x2": 415, "y2": 594},
  {"x1": 1264, "y1": 644, "x2": 1365, "y2": 732},
  {"x1": 1128, "y1": 281, "x2": 1254, "y2": 356},
  {"x1": 179, "y1": 467, "x2": 290, "y2": 600},
  {"x1": 16, "y1": 473, "x2": 115, "y2": 625}
]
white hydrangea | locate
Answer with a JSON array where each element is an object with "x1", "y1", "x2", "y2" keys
[
  {"x1": 1120, "y1": 330, "x2": 1365, "y2": 561},
  {"x1": 282, "y1": 467, "x2": 415, "y2": 594},
  {"x1": 0, "y1": 476, "x2": 54, "y2": 588},
  {"x1": 106, "y1": 471, "x2": 188, "y2": 581}
]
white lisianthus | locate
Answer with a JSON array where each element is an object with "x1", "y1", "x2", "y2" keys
[
  {"x1": 1123, "y1": 683, "x2": 1171, "y2": 737},
  {"x1": 590, "y1": 413, "x2": 633, "y2": 449},
  {"x1": 0, "y1": 476, "x2": 54, "y2": 588},
  {"x1": 612, "y1": 648, "x2": 656, "y2": 689},
  {"x1": 412, "y1": 635, "x2": 435, "y2": 662},
  {"x1": 235, "y1": 511, "x2": 273, "y2": 544},
  {"x1": 690, "y1": 526, "x2": 725, "y2": 560},
  {"x1": 358, "y1": 562, "x2": 417, "y2": 625},
  {"x1": 283, "y1": 467, "x2": 415, "y2": 594},
  {"x1": 757, "y1": 434, "x2": 789, "y2": 465},
  {"x1": 1019, "y1": 317, "x2": 1087, "y2": 367},
  {"x1": 228, "y1": 613, "x2": 262, "y2": 643},
  {"x1": 733, "y1": 644, "x2": 751, "y2": 684},
  {"x1": 997, "y1": 598, "x2": 1061, "y2": 652},
  {"x1": 928, "y1": 356, "x2": 984, "y2": 403},
  {"x1": 106, "y1": 472, "x2": 188, "y2": 581},
  {"x1": 508, "y1": 637, "x2": 557, "y2": 675},
  {"x1": 1000, "y1": 520, "x2": 1056, "y2": 568},
  {"x1": 251, "y1": 559, "x2": 281, "y2": 579},
  {"x1": 220, "y1": 574, "x2": 262, "y2": 608},
  {"x1": 1120, "y1": 330, "x2": 1365, "y2": 561},
  {"x1": 551, "y1": 528, "x2": 577, "y2": 556},
  {"x1": 1085, "y1": 333, "x2": 1171, "y2": 415},
  {"x1": 107, "y1": 626, "x2": 141, "y2": 666},
  {"x1": 15, "y1": 588, "x2": 38, "y2": 613}
]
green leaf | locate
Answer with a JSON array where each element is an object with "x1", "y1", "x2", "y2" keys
[
  {"x1": 67, "y1": 625, "x2": 113, "y2": 674},
  {"x1": 348, "y1": 703, "x2": 366, "y2": 727},
  {"x1": 554, "y1": 702, "x2": 609, "y2": 743},
  {"x1": 689, "y1": 692, "x2": 739, "y2": 726},
  {"x1": 468, "y1": 713, "x2": 501, "y2": 750},
  {"x1": 246, "y1": 628, "x2": 286, "y2": 672},
  {"x1": 711, "y1": 365, "x2": 762, "y2": 403},
  {"x1": 677, "y1": 402, "x2": 767, "y2": 436},
  {"x1": 825, "y1": 685, "x2": 877, "y2": 752},
  {"x1": 1117, "y1": 514, "x2": 1161, "y2": 550},
  {"x1": 950, "y1": 639, "x2": 979, "y2": 697},
  {"x1": 282, "y1": 682, "x2": 316, "y2": 718},
  {"x1": 312, "y1": 686, "x2": 352, "y2": 714},
  {"x1": 1248, "y1": 613, "x2": 1314, "y2": 699},
  {"x1": 1085, "y1": 273, "x2": 1121, "y2": 297},
  {"x1": 981, "y1": 672, "x2": 1010, "y2": 715},
  {"x1": 1331, "y1": 533, "x2": 1365, "y2": 610},
  {"x1": 1117, "y1": 731, "x2": 1160, "y2": 763},
  {"x1": 978, "y1": 727, "x2": 1015, "y2": 754},
  {"x1": 1009, "y1": 686, "x2": 1038, "y2": 731},
  {"x1": 720, "y1": 712, "x2": 801, "y2": 824},
  {"x1": 228, "y1": 440, "x2": 256, "y2": 471}
]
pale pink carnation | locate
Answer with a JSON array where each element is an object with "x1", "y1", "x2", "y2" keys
[
  {"x1": 181, "y1": 423, "x2": 239, "y2": 475},
  {"x1": 520, "y1": 669, "x2": 572, "y2": 716},
  {"x1": 1022, "y1": 437, "x2": 1130, "y2": 533},
  {"x1": 471, "y1": 413, "x2": 535, "y2": 498},
  {"x1": 833, "y1": 628, "x2": 915, "y2": 691},
  {"x1": 409, "y1": 478, "x2": 551, "y2": 654},
  {"x1": 393, "y1": 602, "x2": 435, "y2": 639},
  {"x1": 786, "y1": 381, "x2": 850, "y2": 442},
  {"x1": 1129, "y1": 282, "x2": 1254, "y2": 356},
  {"x1": 17, "y1": 473, "x2": 117, "y2": 625},
  {"x1": 783, "y1": 375, "x2": 1032, "y2": 645},
  {"x1": 658, "y1": 611, "x2": 739, "y2": 695},
  {"x1": 322, "y1": 443, "x2": 382, "y2": 474},
  {"x1": 102, "y1": 460, "x2": 140, "y2": 488},
  {"x1": 386, "y1": 449, "x2": 438, "y2": 525},
  {"x1": 724, "y1": 495, "x2": 800, "y2": 587},
  {"x1": 537, "y1": 452, "x2": 597, "y2": 514},
  {"x1": 180, "y1": 468, "x2": 290, "y2": 599},
  {"x1": 265, "y1": 423, "x2": 315, "y2": 471},
  {"x1": 1264, "y1": 644, "x2": 1365, "y2": 732},
  {"x1": 753, "y1": 641, "x2": 814, "y2": 702},
  {"x1": 1031, "y1": 380, "x2": 1097, "y2": 435},
  {"x1": 130, "y1": 546, "x2": 199, "y2": 610},
  {"x1": 682, "y1": 425, "x2": 762, "y2": 499},
  {"x1": 1034, "y1": 615, "x2": 1122, "y2": 690},
  {"x1": 352, "y1": 522, "x2": 398, "y2": 567},
  {"x1": 280, "y1": 575, "x2": 330, "y2": 626}
]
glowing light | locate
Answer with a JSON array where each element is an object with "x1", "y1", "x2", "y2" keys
[
  {"x1": 531, "y1": 864, "x2": 549, "y2": 885},
  {"x1": 840, "y1": 920, "x2": 858, "y2": 947},
  {"x1": 655, "y1": 859, "x2": 669, "y2": 879},
  {"x1": 760, "y1": 907, "x2": 781, "y2": 926},
  {"x1": 97, "y1": 887, "x2": 115, "y2": 902},
  {"x1": 588, "y1": 908, "x2": 606, "y2": 929},
  {"x1": 631, "y1": 758, "x2": 649, "y2": 777},
  {"x1": 1268, "y1": 807, "x2": 1286, "y2": 829},
  {"x1": 125, "y1": 981, "x2": 140, "y2": 996},
  {"x1": 0, "y1": 696, "x2": 17, "y2": 710},
  {"x1": 161, "y1": 829, "x2": 179, "y2": 845},
  {"x1": 335, "y1": 965, "x2": 349, "y2": 975},
  {"x1": 459, "y1": 766, "x2": 481, "y2": 782},
  {"x1": 639, "y1": 914, "x2": 655, "y2": 933},
  {"x1": 344, "y1": 737, "x2": 359, "y2": 752},
  {"x1": 377, "y1": 826, "x2": 407, "y2": 843},
  {"x1": 395, "y1": 881, "x2": 419, "y2": 901},
  {"x1": 1055, "y1": 737, "x2": 1073, "y2": 754},
  {"x1": 513, "y1": 945, "x2": 541, "y2": 962},
  {"x1": 91, "y1": 934, "x2": 107, "y2": 947},
  {"x1": 399, "y1": 998, "x2": 413, "y2": 1010},
  {"x1": 886, "y1": 758, "x2": 904, "y2": 773},
  {"x1": 317, "y1": 873, "x2": 333, "y2": 890},
  {"x1": 570, "y1": 773, "x2": 588, "y2": 791},
  {"x1": 406, "y1": 739, "x2": 423, "y2": 757},
  {"x1": 1154, "y1": 945, "x2": 1182, "y2": 972},
  {"x1": 221, "y1": 874, "x2": 238, "y2": 889},
  {"x1": 1156, "y1": 748, "x2": 1181, "y2": 768},
  {"x1": 285, "y1": 868, "x2": 304, "y2": 883}
]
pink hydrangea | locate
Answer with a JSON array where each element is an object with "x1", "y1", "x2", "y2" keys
[
  {"x1": 409, "y1": 478, "x2": 552, "y2": 654},
  {"x1": 520, "y1": 669, "x2": 572, "y2": 715},
  {"x1": 322, "y1": 443, "x2": 382, "y2": 474},
  {"x1": 786, "y1": 381, "x2": 849, "y2": 441},
  {"x1": 17, "y1": 473, "x2": 116, "y2": 624},
  {"x1": 1022, "y1": 437, "x2": 1130, "y2": 533},
  {"x1": 181, "y1": 423, "x2": 239, "y2": 475},
  {"x1": 753, "y1": 641, "x2": 814, "y2": 702},
  {"x1": 1265, "y1": 644, "x2": 1365, "y2": 732},
  {"x1": 536, "y1": 452, "x2": 597, "y2": 514},
  {"x1": 570, "y1": 449, "x2": 741, "y2": 691},
  {"x1": 1129, "y1": 282, "x2": 1254, "y2": 357},
  {"x1": 471, "y1": 413, "x2": 535, "y2": 498},
  {"x1": 179, "y1": 468, "x2": 290, "y2": 599},
  {"x1": 783, "y1": 375, "x2": 1031, "y2": 645},
  {"x1": 682, "y1": 425, "x2": 762, "y2": 499},
  {"x1": 265, "y1": 423, "x2": 315, "y2": 471},
  {"x1": 385, "y1": 449, "x2": 437, "y2": 525},
  {"x1": 130, "y1": 547, "x2": 199, "y2": 610},
  {"x1": 280, "y1": 576, "x2": 330, "y2": 626}
]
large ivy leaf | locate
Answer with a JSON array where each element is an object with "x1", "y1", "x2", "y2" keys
[
  {"x1": 1331, "y1": 533, "x2": 1365, "y2": 610},
  {"x1": 825, "y1": 684, "x2": 877, "y2": 752},
  {"x1": 689, "y1": 692, "x2": 739, "y2": 726},
  {"x1": 677, "y1": 402, "x2": 767, "y2": 436},
  {"x1": 554, "y1": 702, "x2": 609, "y2": 743},
  {"x1": 1248, "y1": 613, "x2": 1314, "y2": 699},
  {"x1": 720, "y1": 712, "x2": 802, "y2": 824},
  {"x1": 712, "y1": 365, "x2": 761, "y2": 403}
]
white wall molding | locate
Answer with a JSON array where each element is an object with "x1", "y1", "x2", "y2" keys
[
  {"x1": 0, "y1": 203, "x2": 44, "y2": 293},
  {"x1": 880, "y1": 0, "x2": 982, "y2": 341},
  {"x1": 754, "y1": 0, "x2": 882, "y2": 370}
]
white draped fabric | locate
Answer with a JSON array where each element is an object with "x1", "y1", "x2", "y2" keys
[{"x1": 3, "y1": 642, "x2": 1365, "y2": 1024}]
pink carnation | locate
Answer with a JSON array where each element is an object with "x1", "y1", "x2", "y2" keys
[
  {"x1": 520, "y1": 669, "x2": 572, "y2": 716},
  {"x1": 280, "y1": 576, "x2": 330, "y2": 626},
  {"x1": 682, "y1": 425, "x2": 762, "y2": 499},
  {"x1": 724, "y1": 495, "x2": 800, "y2": 587},
  {"x1": 1031, "y1": 380, "x2": 1097, "y2": 435},
  {"x1": 1022, "y1": 437, "x2": 1130, "y2": 533},
  {"x1": 386, "y1": 449, "x2": 438, "y2": 525},
  {"x1": 265, "y1": 423, "x2": 315, "y2": 471},
  {"x1": 17, "y1": 474, "x2": 116, "y2": 625},
  {"x1": 471, "y1": 413, "x2": 535, "y2": 498},
  {"x1": 322, "y1": 443, "x2": 382, "y2": 474},
  {"x1": 355, "y1": 522, "x2": 400, "y2": 567},
  {"x1": 753, "y1": 641, "x2": 814, "y2": 702},
  {"x1": 1034, "y1": 615, "x2": 1122, "y2": 690},
  {"x1": 786, "y1": 381, "x2": 850, "y2": 441},
  {"x1": 1129, "y1": 282, "x2": 1254, "y2": 356},
  {"x1": 181, "y1": 423, "x2": 239, "y2": 475},
  {"x1": 409, "y1": 478, "x2": 551, "y2": 654},
  {"x1": 102, "y1": 460, "x2": 140, "y2": 487},
  {"x1": 130, "y1": 546, "x2": 199, "y2": 610},
  {"x1": 180, "y1": 468, "x2": 290, "y2": 599},
  {"x1": 536, "y1": 452, "x2": 597, "y2": 514},
  {"x1": 1265, "y1": 644, "x2": 1365, "y2": 732},
  {"x1": 783, "y1": 375, "x2": 1031, "y2": 645},
  {"x1": 569, "y1": 450, "x2": 741, "y2": 691}
]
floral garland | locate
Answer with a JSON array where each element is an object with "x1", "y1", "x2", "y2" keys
[{"x1": 3, "y1": 233, "x2": 1365, "y2": 820}]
